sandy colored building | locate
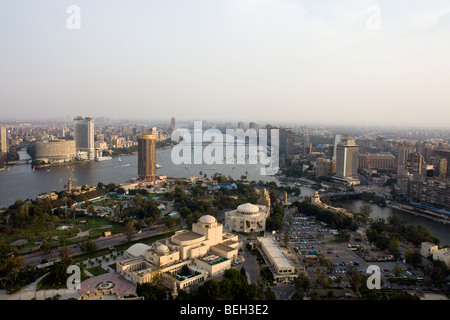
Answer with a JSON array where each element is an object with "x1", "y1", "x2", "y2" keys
[
  {"x1": 257, "y1": 236, "x2": 297, "y2": 283},
  {"x1": 117, "y1": 215, "x2": 241, "y2": 290},
  {"x1": 224, "y1": 203, "x2": 270, "y2": 233}
]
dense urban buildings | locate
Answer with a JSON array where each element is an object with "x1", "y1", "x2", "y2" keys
[{"x1": 137, "y1": 134, "x2": 156, "y2": 180}]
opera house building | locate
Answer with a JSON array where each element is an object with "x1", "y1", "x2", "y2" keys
[{"x1": 116, "y1": 215, "x2": 241, "y2": 290}]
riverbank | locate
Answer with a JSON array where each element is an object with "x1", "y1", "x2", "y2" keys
[{"x1": 387, "y1": 203, "x2": 449, "y2": 225}]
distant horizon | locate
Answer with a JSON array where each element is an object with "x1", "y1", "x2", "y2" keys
[{"x1": 1, "y1": 115, "x2": 449, "y2": 131}]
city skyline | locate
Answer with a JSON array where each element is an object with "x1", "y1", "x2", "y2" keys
[{"x1": 1, "y1": 1, "x2": 450, "y2": 127}]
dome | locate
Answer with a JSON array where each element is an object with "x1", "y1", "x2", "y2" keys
[
  {"x1": 237, "y1": 203, "x2": 259, "y2": 214},
  {"x1": 156, "y1": 244, "x2": 169, "y2": 253},
  {"x1": 199, "y1": 215, "x2": 216, "y2": 224}
]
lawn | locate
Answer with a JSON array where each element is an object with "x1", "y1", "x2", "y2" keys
[{"x1": 87, "y1": 266, "x2": 108, "y2": 276}]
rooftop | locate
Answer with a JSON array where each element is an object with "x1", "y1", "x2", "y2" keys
[
  {"x1": 172, "y1": 231, "x2": 204, "y2": 242},
  {"x1": 258, "y1": 237, "x2": 295, "y2": 270}
]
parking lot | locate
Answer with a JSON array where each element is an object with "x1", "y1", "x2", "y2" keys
[{"x1": 282, "y1": 213, "x2": 428, "y2": 290}]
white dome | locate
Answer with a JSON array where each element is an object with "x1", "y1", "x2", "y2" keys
[
  {"x1": 126, "y1": 243, "x2": 150, "y2": 257},
  {"x1": 156, "y1": 244, "x2": 169, "y2": 253},
  {"x1": 237, "y1": 203, "x2": 259, "y2": 214},
  {"x1": 199, "y1": 215, "x2": 216, "y2": 224}
]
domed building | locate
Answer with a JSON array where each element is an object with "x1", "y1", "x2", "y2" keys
[
  {"x1": 117, "y1": 214, "x2": 241, "y2": 290},
  {"x1": 224, "y1": 203, "x2": 270, "y2": 233}
]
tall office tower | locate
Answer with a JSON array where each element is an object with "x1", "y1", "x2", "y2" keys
[
  {"x1": 406, "y1": 152, "x2": 423, "y2": 175},
  {"x1": 397, "y1": 144, "x2": 416, "y2": 176},
  {"x1": 171, "y1": 117, "x2": 176, "y2": 132},
  {"x1": 249, "y1": 122, "x2": 257, "y2": 130},
  {"x1": 238, "y1": 122, "x2": 245, "y2": 130},
  {"x1": 433, "y1": 148, "x2": 450, "y2": 179},
  {"x1": 333, "y1": 138, "x2": 360, "y2": 185},
  {"x1": 138, "y1": 134, "x2": 156, "y2": 180},
  {"x1": 0, "y1": 125, "x2": 7, "y2": 153},
  {"x1": 73, "y1": 116, "x2": 95, "y2": 160},
  {"x1": 332, "y1": 134, "x2": 348, "y2": 161}
]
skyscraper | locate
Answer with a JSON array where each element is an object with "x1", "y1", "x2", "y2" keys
[
  {"x1": 73, "y1": 116, "x2": 95, "y2": 160},
  {"x1": 333, "y1": 138, "x2": 360, "y2": 185},
  {"x1": 171, "y1": 117, "x2": 176, "y2": 133},
  {"x1": 397, "y1": 144, "x2": 416, "y2": 176},
  {"x1": 0, "y1": 125, "x2": 7, "y2": 153},
  {"x1": 332, "y1": 134, "x2": 348, "y2": 162},
  {"x1": 138, "y1": 134, "x2": 156, "y2": 180}
]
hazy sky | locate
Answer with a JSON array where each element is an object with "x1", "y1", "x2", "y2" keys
[{"x1": 1, "y1": 0, "x2": 449, "y2": 127}]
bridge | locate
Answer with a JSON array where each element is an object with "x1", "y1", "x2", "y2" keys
[{"x1": 326, "y1": 191, "x2": 364, "y2": 198}]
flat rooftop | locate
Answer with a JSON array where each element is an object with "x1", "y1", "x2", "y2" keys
[
  {"x1": 211, "y1": 243, "x2": 235, "y2": 253},
  {"x1": 258, "y1": 237, "x2": 295, "y2": 270},
  {"x1": 172, "y1": 231, "x2": 204, "y2": 242}
]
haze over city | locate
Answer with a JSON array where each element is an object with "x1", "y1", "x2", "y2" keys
[{"x1": 1, "y1": 0, "x2": 450, "y2": 127}]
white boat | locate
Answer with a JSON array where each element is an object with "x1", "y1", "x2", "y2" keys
[
  {"x1": 118, "y1": 157, "x2": 122, "y2": 162},
  {"x1": 96, "y1": 156, "x2": 112, "y2": 161},
  {"x1": 156, "y1": 164, "x2": 161, "y2": 169}
]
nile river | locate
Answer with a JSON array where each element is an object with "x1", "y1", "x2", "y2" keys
[{"x1": 1, "y1": 149, "x2": 448, "y2": 244}]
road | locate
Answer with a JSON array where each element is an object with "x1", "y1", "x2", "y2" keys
[{"x1": 21, "y1": 224, "x2": 167, "y2": 267}]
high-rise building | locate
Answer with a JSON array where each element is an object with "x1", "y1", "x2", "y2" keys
[
  {"x1": 0, "y1": 125, "x2": 7, "y2": 153},
  {"x1": 397, "y1": 144, "x2": 416, "y2": 176},
  {"x1": 238, "y1": 122, "x2": 245, "y2": 130},
  {"x1": 249, "y1": 122, "x2": 257, "y2": 130},
  {"x1": 406, "y1": 152, "x2": 423, "y2": 175},
  {"x1": 333, "y1": 138, "x2": 360, "y2": 185},
  {"x1": 332, "y1": 134, "x2": 348, "y2": 161},
  {"x1": 138, "y1": 134, "x2": 156, "y2": 180},
  {"x1": 171, "y1": 117, "x2": 176, "y2": 133},
  {"x1": 73, "y1": 116, "x2": 95, "y2": 160}
]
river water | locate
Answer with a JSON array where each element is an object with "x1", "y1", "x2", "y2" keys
[
  {"x1": 338, "y1": 199, "x2": 450, "y2": 245},
  {"x1": 0, "y1": 148, "x2": 277, "y2": 207},
  {"x1": 1, "y1": 149, "x2": 448, "y2": 244}
]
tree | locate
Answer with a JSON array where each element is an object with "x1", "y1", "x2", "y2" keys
[
  {"x1": 197, "y1": 280, "x2": 220, "y2": 300},
  {"x1": 165, "y1": 217, "x2": 179, "y2": 231},
  {"x1": 392, "y1": 263, "x2": 403, "y2": 277},
  {"x1": 88, "y1": 204, "x2": 95, "y2": 219},
  {"x1": 186, "y1": 214, "x2": 193, "y2": 228},
  {"x1": 347, "y1": 267, "x2": 364, "y2": 297},
  {"x1": 294, "y1": 272, "x2": 311, "y2": 298},
  {"x1": 388, "y1": 237, "x2": 401, "y2": 258},
  {"x1": 124, "y1": 221, "x2": 135, "y2": 242},
  {"x1": 179, "y1": 207, "x2": 192, "y2": 218},
  {"x1": 358, "y1": 204, "x2": 372, "y2": 223},
  {"x1": 81, "y1": 240, "x2": 97, "y2": 252},
  {"x1": 405, "y1": 249, "x2": 422, "y2": 265}
]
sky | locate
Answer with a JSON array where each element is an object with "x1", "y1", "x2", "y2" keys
[{"x1": 0, "y1": 0, "x2": 449, "y2": 127}]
